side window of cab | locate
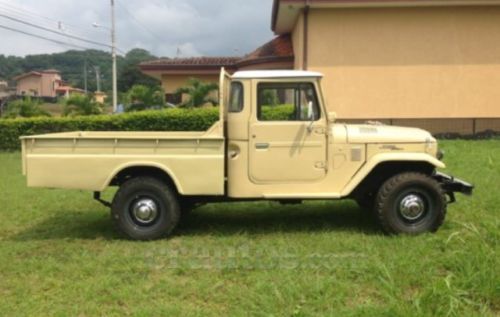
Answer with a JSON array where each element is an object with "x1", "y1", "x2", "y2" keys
[
  {"x1": 228, "y1": 82, "x2": 244, "y2": 113},
  {"x1": 257, "y1": 83, "x2": 320, "y2": 121}
]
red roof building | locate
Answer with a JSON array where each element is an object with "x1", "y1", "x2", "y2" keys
[
  {"x1": 139, "y1": 35, "x2": 294, "y2": 76},
  {"x1": 140, "y1": 0, "x2": 500, "y2": 134},
  {"x1": 14, "y1": 69, "x2": 62, "y2": 98},
  {"x1": 139, "y1": 35, "x2": 296, "y2": 102}
]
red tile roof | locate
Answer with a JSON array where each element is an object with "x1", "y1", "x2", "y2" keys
[
  {"x1": 43, "y1": 69, "x2": 60, "y2": 74},
  {"x1": 13, "y1": 69, "x2": 61, "y2": 81},
  {"x1": 56, "y1": 86, "x2": 85, "y2": 93},
  {"x1": 238, "y1": 34, "x2": 294, "y2": 67},
  {"x1": 13, "y1": 71, "x2": 42, "y2": 81},
  {"x1": 140, "y1": 35, "x2": 295, "y2": 72},
  {"x1": 140, "y1": 57, "x2": 240, "y2": 70}
]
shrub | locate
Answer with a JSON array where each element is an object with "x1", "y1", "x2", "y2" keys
[
  {"x1": 0, "y1": 108, "x2": 219, "y2": 150},
  {"x1": 260, "y1": 104, "x2": 294, "y2": 121},
  {"x1": 3, "y1": 97, "x2": 51, "y2": 119},
  {"x1": 64, "y1": 94, "x2": 103, "y2": 116}
]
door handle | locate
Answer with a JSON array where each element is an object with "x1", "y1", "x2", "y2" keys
[{"x1": 255, "y1": 143, "x2": 270, "y2": 150}]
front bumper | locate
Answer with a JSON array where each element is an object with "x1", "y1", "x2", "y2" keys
[{"x1": 433, "y1": 171, "x2": 474, "y2": 203}]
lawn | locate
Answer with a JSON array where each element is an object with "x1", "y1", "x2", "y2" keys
[{"x1": 0, "y1": 140, "x2": 498, "y2": 316}]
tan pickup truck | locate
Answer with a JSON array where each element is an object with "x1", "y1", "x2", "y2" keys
[{"x1": 21, "y1": 70, "x2": 473, "y2": 240}]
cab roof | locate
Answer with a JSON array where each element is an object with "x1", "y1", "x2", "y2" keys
[{"x1": 232, "y1": 70, "x2": 323, "y2": 79}]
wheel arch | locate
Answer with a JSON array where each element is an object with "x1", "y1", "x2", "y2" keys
[
  {"x1": 104, "y1": 163, "x2": 183, "y2": 194},
  {"x1": 342, "y1": 153, "x2": 444, "y2": 197}
]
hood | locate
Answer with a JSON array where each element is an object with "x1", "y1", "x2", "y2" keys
[{"x1": 345, "y1": 124, "x2": 435, "y2": 144}]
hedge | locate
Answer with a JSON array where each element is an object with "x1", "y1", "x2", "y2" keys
[
  {"x1": 0, "y1": 108, "x2": 219, "y2": 150},
  {"x1": 260, "y1": 104, "x2": 295, "y2": 121}
]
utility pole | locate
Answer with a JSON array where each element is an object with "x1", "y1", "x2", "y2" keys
[
  {"x1": 83, "y1": 60, "x2": 88, "y2": 94},
  {"x1": 94, "y1": 66, "x2": 101, "y2": 92},
  {"x1": 111, "y1": 0, "x2": 118, "y2": 113}
]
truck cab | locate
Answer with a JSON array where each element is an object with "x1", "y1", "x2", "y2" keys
[
  {"x1": 21, "y1": 69, "x2": 473, "y2": 240},
  {"x1": 223, "y1": 70, "x2": 463, "y2": 199}
]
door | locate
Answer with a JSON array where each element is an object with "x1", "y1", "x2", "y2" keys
[
  {"x1": 219, "y1": 67, "x2": 231, "y2": 127},
  {"x1": 249, "y1": 82, "x2": 328, "y2": 183}
]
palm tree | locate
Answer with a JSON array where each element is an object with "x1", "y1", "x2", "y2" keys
[
  {"x1": 3, "y1": 97, "x2": 50, "y2": 118},
  {"x1": 175, "y1": 78, "x2": 219, "y2": 108},
  {"x1": 63, "y1": 94, "x2": 103, "y2": 116},
  {"x1": 125, "y1": 85, "x2": 165, "y2": 112}
]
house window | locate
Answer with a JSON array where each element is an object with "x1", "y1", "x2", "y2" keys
[
  {"x1": 228, "y1": 82, "x2": 243, "y2": 113},
  {"x1": 257, "y1": 83, "x2": 320, "y2": 121},
  {"x1": 166, "y1": 93, "x2": 181, "y2": 105}
]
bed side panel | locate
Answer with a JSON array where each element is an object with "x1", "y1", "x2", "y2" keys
[{"x1": 24, "y1": 137, "x2": 225, "y2": 195}]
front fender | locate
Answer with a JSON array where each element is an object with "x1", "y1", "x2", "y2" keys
[{"x1": 340, "y1": 152, "x2": 445, "y2": 197}]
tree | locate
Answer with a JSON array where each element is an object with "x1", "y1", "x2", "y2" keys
[
  {"x1": 0, "y1": 48, "x2": 160, "y2": 93},
  {"x1": 175, "y1": 78, "x2": 219, "y2": 108},
  {"x1": 63, "y1": 94, "x2": 102, "y2": 116},
  {"x1": 118, "y1": 63, "x2": 160, "y2": 93},
  {"x1": 118, "y1": 49, "x2": 160, "y2": 92},
  {"x1": 123, "y1": 49, "x2": 155, "y2": 64},
  {"x1": 260, "y1": 89, "x2": 279, "y2": 106},
  {"x1": 125, "y1": 85, "x2": 165, "y2": 112},
  {"x1": 3, "y1": 97, "x2": 50, "y2": 118}
]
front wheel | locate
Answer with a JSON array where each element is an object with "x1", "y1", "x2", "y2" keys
[
  {"x1": 111, "y1": 177, "x2": 180, "y2": 240},
  {"x1": 375, "y1": 172, "x2": 446, "y2": 234}
]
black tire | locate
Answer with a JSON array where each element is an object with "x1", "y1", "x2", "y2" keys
[
  {"x1": 111, "y1": 177, "x2": 180, "y2": 240},
  {"x1": 375, "y1": 172, "x2": 446, "y2": 234}
]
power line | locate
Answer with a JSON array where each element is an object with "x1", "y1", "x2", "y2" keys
[
  {"x1": 0, "y1": 13, "x2": 111, "y2": 49},
  {"x1": 0, "y1": 0, "x2": 106, "y2": 34},
  {"x1": 0, "y1": 5, "x2": 63, "y2": 32},
  {"x1": 0, "y1": 24, "x2": 93, "y2": 50},
  {"x1": 0, "y1": 6, "x2": 102, "y2": 45},
  {"x1": 0, "y1": 2, "x2": 127, "y2": 56},
  {"x1": 116, "y1": 1, "x2": 164, "y2": 43}
]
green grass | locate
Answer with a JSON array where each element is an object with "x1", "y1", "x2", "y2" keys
[{"x1": 0, "y1": 140, "x2": 498, "y2": 316}]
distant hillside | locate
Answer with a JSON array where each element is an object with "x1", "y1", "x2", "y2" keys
[{"x1": 0, "y1": 48, "x2": 161, "y2": 93}]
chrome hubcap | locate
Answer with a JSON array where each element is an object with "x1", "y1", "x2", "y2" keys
[
  {"x1": 399, "y1": 194, "x2": 425, "y2": 221},
  {"x1": 132, "y1": 198, "x2": 158, "y2": 224}
]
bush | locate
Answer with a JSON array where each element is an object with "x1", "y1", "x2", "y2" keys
[
  {"x1": 260, "y1": 104, "x2": 294, "y2": 121},
  {"x1": 3, "y1": 97, "x2": 51, "y2": 119},
  {"x1": 0, "y1": 108, "x2": 219, "y2": 150}
]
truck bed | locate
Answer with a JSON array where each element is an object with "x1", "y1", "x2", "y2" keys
[{"x1": 20, "y1": 125, "x2": 225, "y2": 195}]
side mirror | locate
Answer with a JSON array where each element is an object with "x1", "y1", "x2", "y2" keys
[{"x1": 327, "y1": 111, "x2": 337, "y2": 123}]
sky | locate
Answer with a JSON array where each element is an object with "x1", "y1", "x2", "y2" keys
[{"x1": 0, "y1": 0, "x2": 275, "y2": 58}]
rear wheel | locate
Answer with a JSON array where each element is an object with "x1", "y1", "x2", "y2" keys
[
  {"x1": 375, "y1": 172, "x2": 446, "y2": 234},
  {"x1": 111, "y1": 177, "x2": 180, "y2": 240}
]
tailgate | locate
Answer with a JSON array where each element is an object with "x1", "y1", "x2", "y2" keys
[{"x1": 21, "y1": 138, "x2": 27, "y2": 175}]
